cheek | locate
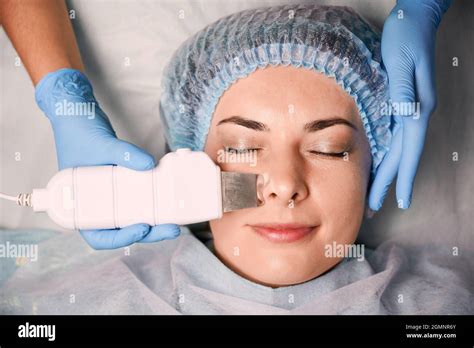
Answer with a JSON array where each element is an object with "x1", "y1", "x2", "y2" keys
[
  {"x1": 309, "y1": 155, "x2": 370, "y2": 244},
  {"x1": 209, "y1": 209, "x2": 254, "y2": 246},
  {"x1": 209, "y1": 213, "x2": 258, "y2": 276}
]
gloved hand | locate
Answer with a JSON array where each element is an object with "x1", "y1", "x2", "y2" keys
[
  {"x1": 35, "y1": 68, "x2": 180, "y2": 249},
  {"x1": 369, "y1": 0, "x2": 452, "y2": 211}
]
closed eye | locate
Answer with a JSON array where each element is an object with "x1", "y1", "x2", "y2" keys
[
  {"x1": 309, "y1": 150, "x2": 347, "y2": 158},
  {"x1": 224, "y1": 147, "x2": 260, "y2": 154}
]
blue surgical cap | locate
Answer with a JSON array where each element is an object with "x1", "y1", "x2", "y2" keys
[{"x1": 160, "y1": 4, "x2": 392, "y2": 174}]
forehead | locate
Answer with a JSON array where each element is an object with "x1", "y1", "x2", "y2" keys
[{"x1": 212, "y1": 65, "x2": 359, "y2": 125}]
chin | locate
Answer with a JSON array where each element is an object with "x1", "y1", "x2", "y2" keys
[{"x1": 240, "y1": 251, "x2": 339, "y2": 288}]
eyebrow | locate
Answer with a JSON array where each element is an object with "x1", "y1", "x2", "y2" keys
[
  {"x1": 217, "y1": 115, "x2": 356, "y2": 132},
  {"x1": 304, "y1": 118, "x2": 356, "y2": 132},
  {"x1": 217, "y1": 116, "x2": 269, "y2": 131}
]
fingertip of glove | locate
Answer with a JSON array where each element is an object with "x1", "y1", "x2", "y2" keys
[
  {"x1": 155, "y1": 224, "x2": 181, "y2": 239},
  {"x1": 143, "y1": 157, "x2": 156, "y2": 170},
  {"x1": 78, "y1": 229, "x2": 105, "y2": 250},
  {"x1": 165, "y1": 224, "x2": 182, "y2": 238},
  {"x1": 397, "y1": 198, "x2": 411, "y2": 210},
  {"x1": 368, "y1": 193, "x2": 383, "y2": 212},
  {"x1": 368, "y1": 202, "x2": 381, "y2": 212},
  {"x1": 171, "y1": 225, "x2": 181, "y2": 238},
  {"x1": 135, "y1": 223, "x2": 152, "y2": 238},
  {"x1": 126, "y1": 152, "x2": 156, "y2": 171},
  {"x1": 113, "y1": 141, "x2": 156, "y2": 171}
]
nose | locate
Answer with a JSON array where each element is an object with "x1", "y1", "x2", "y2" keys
[{"x1": 257, "y1": 153, "x2": 309, "y2": 207}]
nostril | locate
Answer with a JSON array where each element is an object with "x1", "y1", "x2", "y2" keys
[{"x1": 256, "y1": 174, "x2": 266, "y2": 205}]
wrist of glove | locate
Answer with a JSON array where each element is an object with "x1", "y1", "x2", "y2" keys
[
  {"x1": 34, "y1": 68, "x2": 155, "y2": 171},
  {"x1": 35, "y1": 68, "x2": 112, "y2": 128}
]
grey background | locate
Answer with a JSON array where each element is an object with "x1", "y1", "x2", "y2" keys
[{"x1": 0, "y1": 0, "x2": 472, "y2": 250}]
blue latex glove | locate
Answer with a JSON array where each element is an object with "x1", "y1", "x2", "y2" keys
[
  {"x1": 369, "y1": 0, "x2": 452, "y2": 211},
  {"x1": 35, "y1": 68, "x2": 180, "y2": 249}
]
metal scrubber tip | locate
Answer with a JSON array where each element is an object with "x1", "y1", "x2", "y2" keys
[{"x1": 221, "y1": 172, "x2": 259, "y2": 213}]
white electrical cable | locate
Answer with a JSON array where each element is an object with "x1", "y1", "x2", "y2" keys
[
  {"x1": 0, "y1": 192, "x2": 32, "y2": 206},
  {"x1": 0, "y1": 192, "x2": 17, "y2": 202}
]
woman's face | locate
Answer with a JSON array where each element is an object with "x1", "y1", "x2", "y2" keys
[{"x1": 204, "y1": 65, "x2": 371, "y2": 287}]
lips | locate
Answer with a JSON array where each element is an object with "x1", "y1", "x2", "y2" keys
[{"x1": 249, "y1": 223, "x2": 317, "y2": 243}]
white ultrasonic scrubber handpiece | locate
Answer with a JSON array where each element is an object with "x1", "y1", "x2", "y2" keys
[{"x1": 12, "y1": 149, "x2": 259, "y2": 230}]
